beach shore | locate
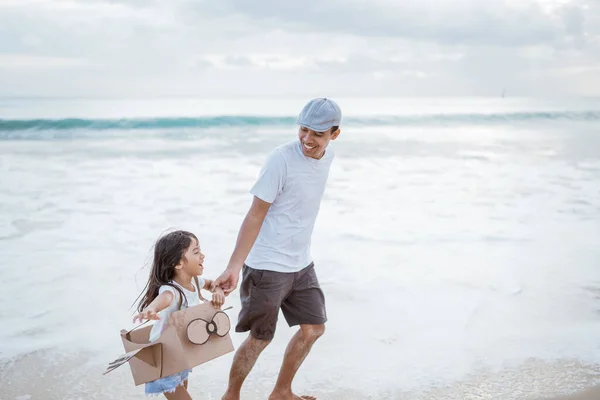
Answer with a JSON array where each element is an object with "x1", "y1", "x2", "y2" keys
[
  {"x1": 2, "y1": 96, "x2": 599, "y2": 400},
  {"x1": 548, "y1": 386, "x2": 600, "y2": 399},
  {"x1": 2, "y1": 349, "x2": 600, "y2": 400}
]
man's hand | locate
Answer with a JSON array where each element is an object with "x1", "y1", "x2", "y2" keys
[
  {"x1": 214, "y1": 195, "x2": 270, "y2": 295},
  {"x1": 211, "y1": 267, "x2": 241, "y2": 296}
]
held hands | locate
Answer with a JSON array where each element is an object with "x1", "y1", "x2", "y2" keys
[
  {"x1": 211, "y1": 286, "x2": 226, "y2": 308},
  {"x1": 133, "y1": 308, "x2": 160, "y2": 324},
  {"x1": 210, "y1": 266, "x2": 240, "y2": 296}
]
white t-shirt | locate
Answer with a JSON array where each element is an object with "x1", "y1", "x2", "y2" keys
[
  {"x1": 246, "y1": 139, "x2": 335, "y2": 273},
  {"x1": 148, "y1": 278, "x2": 205, "y2": 342}
]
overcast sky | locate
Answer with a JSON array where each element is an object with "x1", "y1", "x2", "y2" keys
[{"x1": 0, "y1": 0, "x2": 598, "y2": 98}]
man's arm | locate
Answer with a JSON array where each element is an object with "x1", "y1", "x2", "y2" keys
[
  {"x1": 211, "y1": 195, "x2": 271, "y2": 294},
  {"x1": 228, "y1": 195, "x2": 271, "y2": 269}
]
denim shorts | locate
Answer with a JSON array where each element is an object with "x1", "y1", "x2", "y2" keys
[{"x1": 145, "y1": 369, "x2": 192, "y2": 396}]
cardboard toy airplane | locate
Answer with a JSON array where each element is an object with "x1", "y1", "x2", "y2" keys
[{"x1": 104, "y1": 301, "x2": 234, "y2": 385}]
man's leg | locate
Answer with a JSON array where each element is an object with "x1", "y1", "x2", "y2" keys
[
  {"x1": 271, "y1": 264, "x2": 327, "y2": 400},
  {"x1": 222, "y1": 334, "x2": 271, "y2": 400},
  {"x1": 268, "y1": 324, "x2": 325, "y2": 400},
  {"x1": 224, "y1": 266, "x2": 292, "y2": 400}
]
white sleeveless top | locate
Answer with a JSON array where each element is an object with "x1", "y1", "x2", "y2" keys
[{"x1": 148, "y1": 278, "x2": 204, "y2": 342}]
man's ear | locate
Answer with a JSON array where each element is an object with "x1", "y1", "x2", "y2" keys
[{"x1": 331, "y1": 128, "x2": 341, "y2": 140}]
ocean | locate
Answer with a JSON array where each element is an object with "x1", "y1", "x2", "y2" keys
[{"x1": 1, "y1": 97, "x2": 599, "y2": 399}]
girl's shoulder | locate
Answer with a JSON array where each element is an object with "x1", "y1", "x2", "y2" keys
[
  {"x1": 194, "y1": 276, "x2": 205, "y2": 290},
  {"x1": 158, "y1": 282, "x2": 180, "y2": 296},
  {"x1": 158, "y1": 279, "x2": 203, "y2": 295}
]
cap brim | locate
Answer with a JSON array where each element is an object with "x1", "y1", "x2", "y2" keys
[{"x1": 298, "y1": 122, "x2": 336, "y2": 132}]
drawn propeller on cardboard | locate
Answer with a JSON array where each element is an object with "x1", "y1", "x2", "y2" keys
[
  {"x1": 187, "y1": 310, "x2": 231, "y2": 344},
  {"x1": 104, "y1": 304, "x2": 234, "y2": 385}
]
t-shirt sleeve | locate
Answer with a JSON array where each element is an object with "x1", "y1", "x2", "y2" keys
[{"x1": 250, "y1": 149, "x2": 286, "y2": 204}]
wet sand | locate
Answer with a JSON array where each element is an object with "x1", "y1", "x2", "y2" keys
[
  {"x1": 2, "y1": 349, "x2": 600, "y2": 400},
  {"x1": 549, "y1": 386, "x2": 600, "y2": 399}
]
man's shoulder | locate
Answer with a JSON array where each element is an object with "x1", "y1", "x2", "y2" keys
[
  {"x1": 273, "y1": 140, "x2": 299, "y2": 156},
  {"x1": 265, "y1": 140, "x2": 298, "y2": 163}
]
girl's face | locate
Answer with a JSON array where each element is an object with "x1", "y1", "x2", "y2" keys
[{"x1": 178, "y1": 238, "x2": 205, "y2": 277}]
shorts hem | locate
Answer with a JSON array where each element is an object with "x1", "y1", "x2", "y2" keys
[
  {"x1": 235, "y1": 326, "x2": 275, "y2": 341},
  {"x1": 286, "y1": 317, "x2": 327, "y2": 328},
  {"x1": 144, "y1": 369, "x2": 191, "y2": 396}
]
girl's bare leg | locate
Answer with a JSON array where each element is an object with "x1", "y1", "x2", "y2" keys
[{"x1": 164, "y1": 385, "x2": 192, "y2": 400}]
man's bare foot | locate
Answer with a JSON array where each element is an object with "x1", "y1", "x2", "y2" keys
[{"x1": 268, "y1": 391, "x2": 316, "y2": 400}]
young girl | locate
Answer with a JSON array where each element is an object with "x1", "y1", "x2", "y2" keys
[{"x1": 133, "y1": 230, "x2": 225, "y2": 399}]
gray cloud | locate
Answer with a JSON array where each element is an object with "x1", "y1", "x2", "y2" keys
[
  {"x1": 203, "y1": 0, "x2": 589, "y2": 48},
  {"x1": 0, "y1": 0, "x2": 598, "y2": 97},
  {"x1": 223, "y1": 56, "x2": 255, "y2": 67}
]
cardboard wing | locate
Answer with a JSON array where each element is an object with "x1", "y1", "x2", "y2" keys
[
  {"x1": 103, "y1": 343, "x2": 163, "y2": 378},
  {"x1": 104, "y1": 302, "x2": 234, "y2": 385}
]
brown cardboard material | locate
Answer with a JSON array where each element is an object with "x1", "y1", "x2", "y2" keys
[{"x1": 104, "y1": 301, "x2": 234, "y2": 386}]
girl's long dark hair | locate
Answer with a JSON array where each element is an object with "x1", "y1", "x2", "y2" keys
[{"x1": 135, "y1": 230, "x2": 199, "y2": 312}]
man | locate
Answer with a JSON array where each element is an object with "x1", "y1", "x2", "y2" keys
[{"x1": 212, "y1": 98, "x2": 342, "y2": 400}]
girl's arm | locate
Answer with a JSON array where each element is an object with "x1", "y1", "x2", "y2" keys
[
  {"x1": 203, "y1": 279, "x2": 214, "y2": 291},
  {"x1": 132, "y1": 291, "x2": 174, "y2": 323},
  {"x1": 203, "y1": 278, "x2": 225, "y2": 307}
]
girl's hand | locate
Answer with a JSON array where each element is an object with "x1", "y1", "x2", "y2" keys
[
  {"x1": 133, "y1": 309, "x2": 160, "y2": 324},
  {"x1": 211, "y1": 288, "x2": 225, "y2": 308}
]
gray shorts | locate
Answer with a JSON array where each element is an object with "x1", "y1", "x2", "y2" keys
[{"x1": 236, "y1": 262, "x2": 327, "y2": 340}]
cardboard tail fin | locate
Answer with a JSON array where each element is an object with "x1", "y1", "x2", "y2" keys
[{"x1": 103, "y1": 343, "x2": 162, "y2": 375}]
